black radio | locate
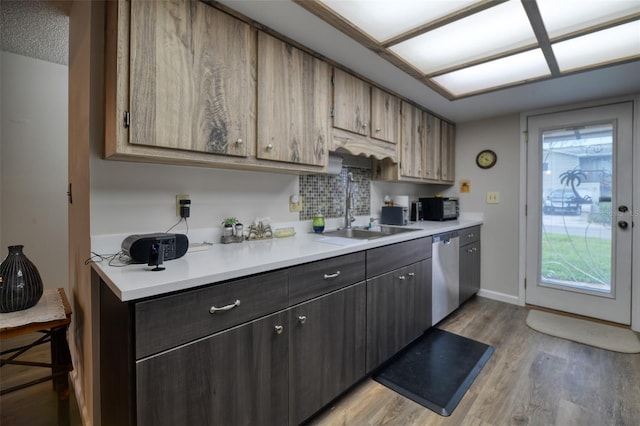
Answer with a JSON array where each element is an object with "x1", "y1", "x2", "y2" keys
[{"x1": 121, "y1": 233, "x2": 188, "y2": 263}]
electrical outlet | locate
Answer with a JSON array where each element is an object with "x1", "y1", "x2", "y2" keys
[
  {"x1": 176, "y1": 194, "x2": 190, "y2": 217},
  {"x1": 486, "y1": 191, "x2": 500, "y2": 204},
  {"x1": 289, "y1": 195, "x2": 302, "y2": 212}
]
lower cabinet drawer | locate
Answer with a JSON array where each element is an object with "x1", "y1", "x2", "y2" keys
[
  {"x1": 135, "y1": 269, "x2": 288, "y2": 359},
  {"x1": 459, "y1": 225, "x2": 481, "y2": 246},
  {"x1": 288, "y1": 252, "x2": 365, "y2": 305},
  {"x1": 366, "y1": 236, "x2": 432, "y2": 278}
]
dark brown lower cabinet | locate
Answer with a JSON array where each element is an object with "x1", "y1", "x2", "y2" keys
[
  {"x1": 366, "y1": 258, "x2": 432, "y2": 372},
  {"x1": 136, "y1": 310, "x2": 289, "y2": 426},
  {"x1": 459, "y1": 240, "x2": 481, "y2": 305},
  {"x1": 288, "y1": 283, "x2": 366, "y2": 425}
]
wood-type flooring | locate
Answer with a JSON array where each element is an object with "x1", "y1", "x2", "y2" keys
[
  {"x1": 310, "y1": 297, "x2": 640, "y2": 426},
  {"x1": 1, "y1": 296, "x2": 638, "y2": 425}
]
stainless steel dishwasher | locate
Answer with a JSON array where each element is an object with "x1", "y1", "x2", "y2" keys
[{"x1": 432, "y1": 231, "x2": 460, "y2": 325}]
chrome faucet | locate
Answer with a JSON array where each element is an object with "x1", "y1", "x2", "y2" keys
[{"x1": 345, "y1": 172, "x2": 356, "y2": 229}]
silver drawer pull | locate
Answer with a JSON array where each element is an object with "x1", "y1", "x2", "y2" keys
[
  {"x1": 398, "y1": 275, "x2": 406, "y2": 280},
  {"x1": 467, "y1": 233, "x2": 474, "y2": 238},
  {"x1": 467, "y1": 248, "x2": 474, "y2": 253},
  {"x1": 408, "y1": 272, "x2": 415, "y2": 277},
  {"x1": 236, "y1": 138, "x2": 243, "y2": 145},
  {"x1": 209, "y1": 299, "x2": 240, "y2": 314},
  {"x1": 274, "y1": 325, "x2": 284, "y2": 334},
  {"x1": 323, "y1": 271, "x2": 341, "y2": 279},
  {"x1": 298, "y1": 315, "x2": 307, "y2": 324}
]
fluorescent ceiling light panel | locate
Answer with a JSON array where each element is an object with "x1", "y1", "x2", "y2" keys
[
  {"x1": 552, "y1": 20, "x2": 640, "y2": 72},
  {"x1": 537, "y1": 0, "x2": 640, "y2": 39},
  {"x1": 432, "y1": 49, "x2": 550, "y2": 96},
  {"x1": 390, "y1": 0, "x2": 536, "y2": 74},
  {"x1": 320, "y1": 0, "x2": 480, "y2": 42}
]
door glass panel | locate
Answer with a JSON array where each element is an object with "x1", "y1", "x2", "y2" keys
[{"x1": 540, "y1": 123, "x2": 613, "y2": 294}]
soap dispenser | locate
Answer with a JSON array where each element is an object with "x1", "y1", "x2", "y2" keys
[{"x1": 312, "y1": 209, "x2": 325, "y2": 233}]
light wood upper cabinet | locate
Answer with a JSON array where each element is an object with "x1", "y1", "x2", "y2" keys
[
  {"x1": 257, "y1": 32, "x2": 329, "y2": 167},
  {"x1": 371, "y1": 87, "x2": 401, "y2": 144},
  {"x1": 331, "y1": 68, "x2": 399, "y2": 160},
  {"x1": 332, "y1": 68, "x2": 370, "y2": 137},
  {"x1": 440, "y1": 120, "x2": 456, "y2": 183},
  {"x1": 424, "y1": 113, "x2": 442, "y2": 181},
  {"x1": 400, "y1": 102, "x2": 424, "y2": 179},
  {"x1": 129, "y1": 0, "x2": 254, "y2": 157},
  {"x1": 373, "y1": 108, "x2": 455, "y2": 184}
]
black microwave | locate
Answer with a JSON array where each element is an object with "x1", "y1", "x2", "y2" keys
[{"x1": 419, "y1": 197, "x2": 459, "y2": 221}]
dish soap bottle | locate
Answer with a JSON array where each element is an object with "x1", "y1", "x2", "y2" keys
[{"x1": 312, "y1": 209, "x2": 325, "y2": 233}]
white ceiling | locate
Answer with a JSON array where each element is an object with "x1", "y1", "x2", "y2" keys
[
  {"x1": 0, "y1": 1, "x2": 69, "y2": 66},
  {"x1": 218, "y1": 0, "x2": 640, "y2": 123}
]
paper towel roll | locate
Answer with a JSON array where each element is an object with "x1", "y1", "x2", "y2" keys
[
  {"x1": 328, "y1": 154, "x2": 343, "y2": 174},
  {"x1": 393, "y1": 195, "x2": 409, "y2": 207}
]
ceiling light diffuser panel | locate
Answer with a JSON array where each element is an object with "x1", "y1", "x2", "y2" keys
[
  {"x1": 552, "y1": 20, "x2": 640, "y2": 72},
  {"x1": 319, "y1": 0, "x2": 480, "y2": 43},
  {"x1": 432, "y1": 49, "x2": 550, "y2": 96},
  {"x1": 536, "y1": 0, "x2": 640, "y2": 39},
  {"x1": 389, "y1": 0, "x2": 535, "y2": 74}
]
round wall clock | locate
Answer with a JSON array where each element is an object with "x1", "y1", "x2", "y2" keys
[{"x1": 476, "y1": 149, "x2": 497, "y2": 169}]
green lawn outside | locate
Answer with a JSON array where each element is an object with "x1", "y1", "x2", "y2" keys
[{"x1": 541, "y1": 233, "x2": 611, "y2": 285}]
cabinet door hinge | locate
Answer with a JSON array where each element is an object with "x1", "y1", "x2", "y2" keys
[
  {"x1": 525, "y1": 204, "x2": 528, "y2": 216},
  {"x1": 524, "y1": 278, "x2": 527, "y2": 289},
  {"x1": 67, "y1": 183, "x2": 73, "y2": 205},
  {"x1": 123, "y1": 111, "x2": 130, "y2": 129},
  {"x1": 330, "y1": 74, "x2": 335, "y2": 86},
  {"x1": 524, "y1": 130, "x2": 528, "y2": 143},
  {"x1": 330, "y1": 108, "x2": 334, "y2": 118}
]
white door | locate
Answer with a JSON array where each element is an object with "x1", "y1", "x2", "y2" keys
[{"x1": 525, "y1": 102, "x2": 633, "y2": 324}]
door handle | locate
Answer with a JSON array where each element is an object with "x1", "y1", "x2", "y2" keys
[
  {"x1": 618, "y1": 221, "x2": 629, "y2": 229},
  {"x1": 618, "y1": 205, "x2": 628, "y2": 213}
]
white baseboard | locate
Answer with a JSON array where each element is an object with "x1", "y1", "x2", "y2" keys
[{"x1": 477, "y1": 289, "x2": 521, "y2": 306}]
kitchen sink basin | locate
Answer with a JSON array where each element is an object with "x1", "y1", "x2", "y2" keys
[
  {"x1": 322, "y1": 226, "x2": 421, "y2": 240},
  {"x1": 378, "y1": 225, "x2": 422, "y2": 235},
  {"x1": 322, "y1": 228, "x2": 387, "y2": 240}
]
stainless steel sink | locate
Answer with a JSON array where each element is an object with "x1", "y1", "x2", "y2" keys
[
  {"x1": 378, "y1": 225, "x2": 422, "y2": 235},
  {"x1": 322, "y1": 228, "x2": 387, "y2": 240},
  {"x1": 322, "y1": 226, "x2": 421, "y2": 240}
]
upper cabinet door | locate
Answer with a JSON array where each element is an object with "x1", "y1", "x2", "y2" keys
[
  {"x1": 371, "y1": 87, "x2": 400, "y2": 144},
  {"x1": 257, "y1": 32, "x2": 330, "y2": 166},
  {"x1": 400, "y1": 102, "x2": 424, "y2": 179},
  {"x1": 332, "y1": 68, "x2": 370, "y2": 137},
  {"x1": 424, "y1": 113, "x2": 442, "y2": 181},
  {"x1": 440, "y1": 121, "x2": 456, "y2": 183},
  {"x1": 129, "y1": 0, "x2": 255, "y2": 157}
]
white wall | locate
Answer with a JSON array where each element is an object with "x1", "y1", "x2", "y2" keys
[
  {"x1": 445, "y1": 114, "x2": 522, "y2": 303},
  {"x1": 0, "y1": 51, "x2": 68, "y2": 292}
]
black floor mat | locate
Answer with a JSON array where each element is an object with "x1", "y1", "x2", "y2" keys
[{"x1": 373, "y1": 328, "x2": 494, "y2": 416}]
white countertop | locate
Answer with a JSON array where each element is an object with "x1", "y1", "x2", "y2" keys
[{"x1": 92, "y1": 219, "x2": 482, "y2": 302}]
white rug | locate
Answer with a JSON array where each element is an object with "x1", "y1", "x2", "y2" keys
[{"x1": 526, "y1": 310, "x2": 640, "y2": 353}]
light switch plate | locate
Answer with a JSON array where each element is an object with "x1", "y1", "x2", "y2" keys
[
  {"x1": 486, "y1": 191, "x2": 500, "y2": 204},
  {"x1": 289, "y1": 195, "x2": 302, "y2": 212}
]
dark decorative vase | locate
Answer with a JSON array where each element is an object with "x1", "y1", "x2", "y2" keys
[{"x1": 0, "y1": 245, "x2": 44, "y2": 313}]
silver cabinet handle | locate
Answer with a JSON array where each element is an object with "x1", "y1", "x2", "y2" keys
[
  {"x1": 266, "y1": 144, "x2": 274, "y2": 151},
  {"x1": 274, "y1": 325, "x2": 284, "y2": 334},
  {"x1": 408, "y1": 272, "x2": 415, "y2": 277},
  {"x1": 236, "y1": 138, "x2": 243, "y2": 145},
  {"x1": 375, "y1": 128, "x2": 381, "y2": 132},
  {"x1": 467, "y1": 248, "x2": 474, "y2": 253},
  {"x1": 298, "y1": 315, "x2": 307, "y2": 324},
  {"x1": 323, "y1": 271, "x2": 341, "y2": 279},
  {"x1": 467, "y1": 233, "x2": 474, "y2": 238},
  {"x1": 398, "y1": 275, "x2": 406, "y2": 280},
  {"x1": 209, "y1": 299, "x2": 240, "y2": 314}
]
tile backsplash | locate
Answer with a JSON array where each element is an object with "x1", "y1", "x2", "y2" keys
[{"x1": 299, "y1": 167, "x2": 371, "y2": 220}]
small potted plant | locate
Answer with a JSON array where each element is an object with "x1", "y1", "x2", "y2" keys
[{"x1": 221, "y1": 217, "x2": 238, "y2": 237}]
